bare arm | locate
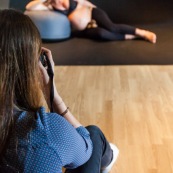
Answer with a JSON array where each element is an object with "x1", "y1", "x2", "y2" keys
[
  {"x1": 53, "y1": 91, "x2": 82, "y2": 128},
  {"x1": 26, "y1": 0, "x2": 52, "y2": 10},
  {"x1": 39, "y1": 47, "x2": 82, "y2": 128}
]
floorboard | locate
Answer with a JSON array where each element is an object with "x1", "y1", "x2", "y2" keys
[{"x1": 55, "y1": 65, "x2": 173, "y2": 173}]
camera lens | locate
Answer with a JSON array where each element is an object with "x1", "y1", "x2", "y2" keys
[{"x1": 40, "y1": 53, "x2": 47, "y2": 67}]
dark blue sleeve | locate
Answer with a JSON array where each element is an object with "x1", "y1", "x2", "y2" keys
[{"x1": 39, "y1": 107, "x2": 93, "y2": 169}]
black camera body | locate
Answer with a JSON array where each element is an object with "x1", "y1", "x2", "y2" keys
[
  {"x1": 40, "y1": 52, "x2": 48, "y2": 67},
  {"x1": 40, "y1": 51, "x2": 54, "y2": 112},
  {"x1": 40, "y1": 52, "x2": 53, "y2": 78}
]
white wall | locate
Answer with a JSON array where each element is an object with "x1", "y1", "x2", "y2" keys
[{"x1": 0, "y1": 0, "x2": 9, "y2": 9}]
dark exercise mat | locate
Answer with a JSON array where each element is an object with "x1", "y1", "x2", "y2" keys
[{"x1": 43, "y1": 22, "x2": 173, "y2": 65}]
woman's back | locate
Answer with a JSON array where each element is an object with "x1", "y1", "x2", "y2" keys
[{"x1": 1, "y1": 107, "x2": 92, "y2": 173}]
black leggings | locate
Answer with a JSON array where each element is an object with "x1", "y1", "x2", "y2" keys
[{"x1": 74, "y1": 8, "x2": 136, "y2": 41}]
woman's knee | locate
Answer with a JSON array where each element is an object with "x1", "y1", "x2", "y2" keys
[
  {"x1": 96, "y1": 28, "x2": 107, "y2": 38},
  {"x1": 86, "y1": 125, "x2": 102, "y2": 134}
]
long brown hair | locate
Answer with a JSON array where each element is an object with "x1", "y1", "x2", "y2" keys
[{"x1": 0, "y1": 9, "x2": 45, "y2": 155}]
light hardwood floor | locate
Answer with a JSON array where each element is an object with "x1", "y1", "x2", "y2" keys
[{"x1": 55, "y1": 65, "x2": 173, "y2": 173}]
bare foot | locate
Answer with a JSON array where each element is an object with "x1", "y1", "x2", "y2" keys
[
  {"x1": 143, "y1": 30, "x2": 157, "y2": 43},
  {"x1": 136, "y1": 29, "x2": 157, "y2": 43}
]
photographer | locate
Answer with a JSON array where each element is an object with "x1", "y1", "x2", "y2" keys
[{"x1": 0, "y1": 9, "x2": 118, "y2": 173}]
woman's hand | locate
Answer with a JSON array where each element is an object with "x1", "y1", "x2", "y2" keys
[
  {"x1": 39, "y1": 47, "x2": 55, "y2": 108},
  {"x1": 39, "y1": 47, "x2": 64, "y2": 111},
  {"x1": 50, "y1": 0, "x2": 68, "y2": 10},
  {"x1": 39, "y1": 47, "x2": 54, "y2": 85},
  {"x1": 39, "y1": 49, "x2": 81, "y2": 127}
]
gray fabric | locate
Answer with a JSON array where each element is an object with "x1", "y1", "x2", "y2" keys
[{"x1": 25, "y1": 10, "x2": 71, "y2": 40}]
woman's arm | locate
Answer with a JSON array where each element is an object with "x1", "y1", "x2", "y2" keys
[
  {"x1": 53, "y1": 91, "x2": 82, "y2": 128},
  {"x1": 26, "y1": 0, "x2": 51, "y2": 10},
  {"x1": 39, "y1": 48, "x2": 93, "y2": 169},
  {"x1": 39, "y1": 47, "x2": 82, "y2": 128},
  {"x1": 42, "y1": 109, "x2": 93, "y2": 168}
]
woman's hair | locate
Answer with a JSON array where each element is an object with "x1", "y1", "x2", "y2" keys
[{"x1": 0, "y1": 9, "x2": 45, "y2": 155}]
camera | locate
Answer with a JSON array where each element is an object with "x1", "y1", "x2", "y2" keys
[
  {"x1": 40, "y1": 51, "x2": 54, "y2": 78},
  {"x1": 40, "y1": 52, "x2": 48, "y2": 67},
  {"x1": 40, "y1": 51, "x2": 54, "y2": 112}
]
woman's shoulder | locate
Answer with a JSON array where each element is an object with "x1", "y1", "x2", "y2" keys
[
  {"x1": 9, "y1": 107, "x2": 64, "y2": 172},
  {"x1": 15, "y1": 107, "x2": 64, "y2": 134},
  {"x1": 15, "y1": 107, "x2": 67, "y2": 146},
  {"x1": 15, "y1": 107, "x2": 90, "y2": 146},
  {"x1": 36, "y1": 107, "x2": 69, "y2": 130}
]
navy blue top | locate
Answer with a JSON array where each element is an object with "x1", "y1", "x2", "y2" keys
[
  {"x1": 1, "y1": 107, "x2": 93, "y2": 173},
  {"x1": 53, "y1": 0, "x2": 78, "y2": 15}
]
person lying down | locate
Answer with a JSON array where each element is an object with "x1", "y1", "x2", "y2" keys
[{"x1": 26, "y1": 0, "x2": 157, "y2": 43}]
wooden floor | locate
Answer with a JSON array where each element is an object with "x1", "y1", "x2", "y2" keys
[{"x1": 55, "y1": 65, "x2": 173, "y2": 173}]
